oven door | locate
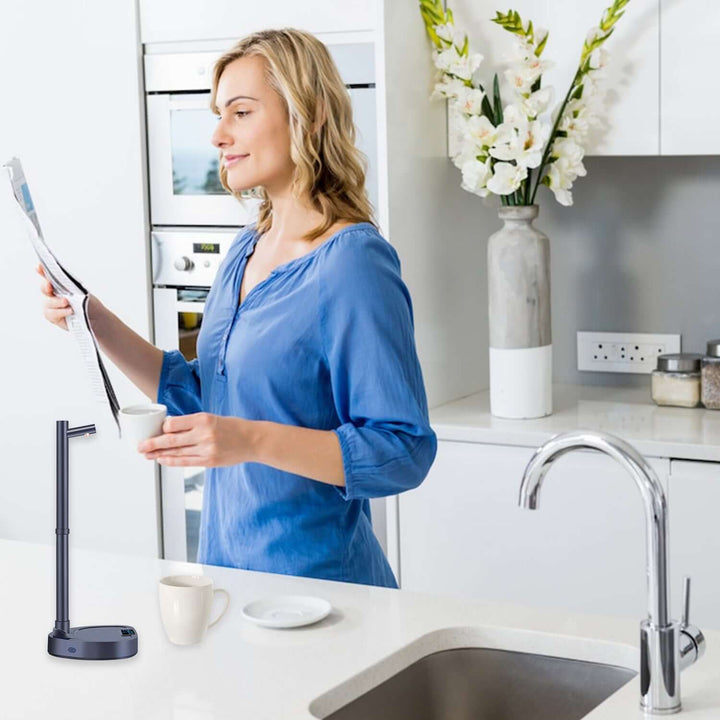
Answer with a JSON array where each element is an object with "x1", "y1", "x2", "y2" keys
[
  {"x1": 153, "y1": 286, "x2": 208, "y2": 562},
  {"x1": 147, "y1": 86, "x2": 378, "y2": 228},
  {"x1": 147, "y1": 92, "x2": 261, "y2": 227}
]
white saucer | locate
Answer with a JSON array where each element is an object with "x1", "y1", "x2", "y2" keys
[{"x1": 241, "y1": 595, "x2": 332, "y2": 629}]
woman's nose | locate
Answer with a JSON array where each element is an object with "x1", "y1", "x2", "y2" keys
[{"x1": 211, "y1": 118, "x2": 231, "y2": 149}]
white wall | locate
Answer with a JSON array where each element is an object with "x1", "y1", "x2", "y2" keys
[
  {"x1": 380, "y1": 0, "x2": 493, "y2": 410},
  {"x1": 0, "y1": 0, "x2": 159, "y2": 558}
]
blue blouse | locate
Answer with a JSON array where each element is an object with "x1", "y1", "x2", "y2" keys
[{"x1": 157, "y1": 221, "x2": 437, "y2": 588}]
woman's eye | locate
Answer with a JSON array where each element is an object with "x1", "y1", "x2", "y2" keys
[{"x1": 235, "y1": 111, "x2": 249, "y2": 118}]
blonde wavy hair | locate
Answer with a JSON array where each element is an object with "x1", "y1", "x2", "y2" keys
[{"x1": 209, "y1": 28, "x2": 377, "y2": 242}]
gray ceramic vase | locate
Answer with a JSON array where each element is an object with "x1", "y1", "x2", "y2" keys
[{"x1": 487, "y1": 204, "x2": 552, "y2": 418}]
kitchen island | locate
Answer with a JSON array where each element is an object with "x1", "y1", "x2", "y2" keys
[{"x1": 2, "y1": 538, "x2": 720, "y2": 719}]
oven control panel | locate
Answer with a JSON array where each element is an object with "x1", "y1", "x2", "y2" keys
[{"x1": 151, "y1": 228, "x2": 243, "y2": 288}]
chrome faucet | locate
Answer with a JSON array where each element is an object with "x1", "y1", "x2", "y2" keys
[{"x1": 518, "y1": 430, "x2": 705, "y2": 715}]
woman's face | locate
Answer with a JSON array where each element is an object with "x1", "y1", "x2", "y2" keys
[{"x1": 211, "y1": 55, "x2": 294, "y2": 195}]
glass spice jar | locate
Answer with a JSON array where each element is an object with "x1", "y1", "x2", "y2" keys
[
  {"x1": 701, "y1": 340, "x2": 720, "y2": 410},
  {"x1": 651, "y1": 353, "x2": 702, "y2": 408}
]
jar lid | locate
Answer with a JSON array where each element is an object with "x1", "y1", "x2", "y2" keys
[
  {"x1": 706, "y1": 340, "x2": 720, "y2": 357},
  {"x1": 656, "y1": 353, "x2": 703, "y2": 372}
]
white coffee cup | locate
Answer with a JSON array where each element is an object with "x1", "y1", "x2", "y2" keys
[
  {"x1": 158, "y1": 574, "x2": 230, "y2": 645},
  {"x1": 119, "y1": 403, "x2": 167, "y2": 444}
]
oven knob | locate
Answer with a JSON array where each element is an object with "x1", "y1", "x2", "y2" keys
[{"x1": 174, "y1": 256, "x2": 194, "y2": 272}]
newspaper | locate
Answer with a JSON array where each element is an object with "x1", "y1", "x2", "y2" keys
[{"x1": 3, "y1": 157, "x2": 121, "y2": 435}]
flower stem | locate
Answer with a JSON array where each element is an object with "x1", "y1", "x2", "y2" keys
[
  {"x1": 529, "y1": 69, "x2": 580, "y2": 204},
  {"x1": 524, "y1": 168, "x2": 533, "y2": 205}
]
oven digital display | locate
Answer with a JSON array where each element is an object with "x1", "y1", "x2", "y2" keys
[{"x1": 193, "y1": 243, "x2": 220, "y2": 254}]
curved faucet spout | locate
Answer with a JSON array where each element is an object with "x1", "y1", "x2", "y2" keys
[{"x1": 518, "y1": 430, "x2": 670, "y2": 629}]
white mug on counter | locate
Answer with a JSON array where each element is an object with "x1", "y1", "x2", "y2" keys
[
  {"x1": 158, "y1": 574, "x2": 230, "y2": 645},
  {"x1": 119, "y1": 403, "x2": 167, "y2": 445}
]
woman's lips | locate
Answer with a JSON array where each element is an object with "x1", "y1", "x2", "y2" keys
[{"x1": 224, "y1": 154, "x2": 248, "y2": 167}]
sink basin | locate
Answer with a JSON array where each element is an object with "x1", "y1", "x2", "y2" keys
[{"x1": 320, "y1": 647, "x2": 636, "y2": 720}]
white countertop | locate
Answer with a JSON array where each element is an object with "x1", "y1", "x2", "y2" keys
[
  {"x1": 429, "y1": 383, "x2": 720, "y2": 462},
  {"x1": 5, "y1": 538, "x2": 720, "y2": 719}
]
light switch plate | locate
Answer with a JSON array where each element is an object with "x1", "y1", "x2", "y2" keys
[{"x1": 577, "y1": 332, "x2": 681, "y2": 374}]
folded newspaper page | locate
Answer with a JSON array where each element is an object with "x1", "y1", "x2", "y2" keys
[{"x1": 3, "y1": 156, "x2": 121, "y2": 435}]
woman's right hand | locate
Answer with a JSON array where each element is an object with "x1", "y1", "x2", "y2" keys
[{"x1": 36, "y1": 263, "x2": 74, "y2": 331}]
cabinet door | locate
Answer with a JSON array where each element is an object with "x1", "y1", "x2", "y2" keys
[
  {"x1": 399, "y1": 440, "x2": 669, "y2": 619},
  {"x1": 669, "y1": 459, "x2": 720, "y2": 630},
  {"x1": 138, "y1": 0, "x2": 377, "y2": 44},
  {"x1": 660, "y1": 0, "x2": 720, "y2": 154},
  {"x1": 447, "y1": 0, "x2": 660, "y2": 157}
]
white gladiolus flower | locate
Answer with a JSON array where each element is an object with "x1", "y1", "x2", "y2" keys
[
  {"x1": 552, "y1": 137, "x2": 586, "y2": 165},
  {"x1": 452, "y1": 137, "x2": 479, "y2": 170},
  {"x1": 455, "y1": 86, "x2": 486, "y2": 115},
  {"x1": 559, "y1": 112, "x2": 590, "y2": 139},
  {"x1": 523, "y1": 54, "x2": 553, "y2": 79},
  {"x1": 580, "y1": 72, "x2": 602, "y2": 99},
  {"x1": 464, "y1": 114, "x2": 499, "y2": 149},
  {"x1": 585, "y1": 26, "x2": 604, "y2": 44},
  {"x1": 545, "y1": 153, "x2": 587, "y2": 206},
  {"x1": 589, "y1": 47, "x2": 609, "y2": 70},
  {"x1": 505, "y1": 37, "x2": 534, "y2": 63},
  {"x1": 433, "y1": 46, "x2": 483, "y2": 81},
  {"x1": 432, "y1": 46, "x2": 459, "y2": 72},
  {"x1": 504, "y1": 65, "x2": 540, "y2": 95},
  {"x1": 504, "y1": 53, "x2": 552, "y2": 98},
  {"x1": 548, "y1": 183, "x2": 573, "y2": 206},
  {"x1": 543, "y1": 136, "x2": 587, "y2": 206},
  {"x1": 521, "y1": 86, "x2": 554, "y2": 119},
  {"x1": 525, "y1": 120, "x2": 552, "y2": 164},
  {"x1": 460, "y1": 156, "x2": 493, "y2": 196},
  {"x1": 502, "y1": 103, "x2": 526, "y2": 126},
  {"x1": 489, "y1": 114, "x2": 550, "y2": 169},
  {"x1": 490, "y1": 135, "x2": 524, "y2": 164},
  {"x1": 534, "y1": 27, "x2": 549, "y2": 48},
  {"x1": 449, "y1": 110, "x2": 471, "y2": 164},
  {"x1": 430, "y1": 75, "x2": 468, "y2": 101},
  {"x1": 559, "y1": 103, "x2": 591, "y2": 139},
  {"x1": 433, "y1": 23, "x2": 466, "y2": 48},
  {"x1": 486, "y1": 161, "x2": 527, "y2": 195},
  {"x1": 433, "y1": 24, "x2": 454, "y2": 42}
]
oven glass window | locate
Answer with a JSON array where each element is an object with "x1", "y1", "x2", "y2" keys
[
  {"x1": 170, "y1": 105, "x2": 262, "y2": 200},
  {"x1": 170, "y1": 107, "x2": 225, "y2": 196},
  {"x1": 176, "y1": 289, "x2": 207, "y2": 562}
]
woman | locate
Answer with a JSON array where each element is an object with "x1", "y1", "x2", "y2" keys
[{"x1": 38, "y1": 28, "x2": 436, "y2": 588}]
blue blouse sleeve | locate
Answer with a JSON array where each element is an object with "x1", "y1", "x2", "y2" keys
[
  {"x1": 320, "y1": 230, "x2": 437, "y2": 500},
  {"x1": 157, "y1": 349, "x2": 203, "y2": 416}
]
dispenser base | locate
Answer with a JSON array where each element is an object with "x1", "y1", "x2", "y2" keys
[{"x1": 48, "y1": 625, "x2": 138, "y2": 660}]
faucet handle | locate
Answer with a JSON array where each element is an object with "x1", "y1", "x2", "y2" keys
[
  {"x1": 679, "y1": 575, "x2": 706, "y2": 669},
  {"x1": 682, "y1": 576, "x2": 691, "y2": 628}
]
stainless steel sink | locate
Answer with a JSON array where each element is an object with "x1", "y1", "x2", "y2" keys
[{"x1": 322, "y1": 647, "x2": 636, "y2": 720}]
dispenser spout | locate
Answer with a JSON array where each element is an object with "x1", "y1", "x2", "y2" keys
[{"x1": 67, "y1": 424, "x2": 96, "y2": 439}]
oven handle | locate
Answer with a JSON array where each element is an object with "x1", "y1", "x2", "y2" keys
[{"x1": 176, "y1": 301, "x2": 206, "y2": 314}]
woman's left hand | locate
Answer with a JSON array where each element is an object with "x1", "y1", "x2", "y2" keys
[{"x1": 137, "y1": 412, "x2": 254, "y2": 467}]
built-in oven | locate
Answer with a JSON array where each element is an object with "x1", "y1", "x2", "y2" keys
[
  {"x1": 151, "y1": 228, "x2": 237, "y2": 562},
  {"x1": 145, "y1": 42, "x2": 378, "y2": 228},
  {"x1": 144, "y1": 38, "x2": 383, "y2": 564}
]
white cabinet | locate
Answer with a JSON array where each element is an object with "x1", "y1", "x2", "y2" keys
[
  {"x1": 669, "y1": 459, "x2": 720, "y2": 630},
  {"x1": 138, "y1": 0, "x2": 377, "y2": 44},
  {"x1": 449, "y1": 0, "x2": 660, "y2": 156},
  {"x1": 660, "y1": 0, "x2": 720, "y2": 154},
  {"x1": 450, "y1": 0, "x2": 720, "y2": 156},
  {"x1": 399, "y1": 440, "x2": 670, "y2": 619}
]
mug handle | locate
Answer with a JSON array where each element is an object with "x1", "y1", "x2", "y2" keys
[{"x1": 208, "y1": 588, "x2": 230, "y2": 629}]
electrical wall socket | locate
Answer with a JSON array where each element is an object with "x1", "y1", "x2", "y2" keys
[{"x1": 577, "y1": 332, "x2": 681, "y2": 374}]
